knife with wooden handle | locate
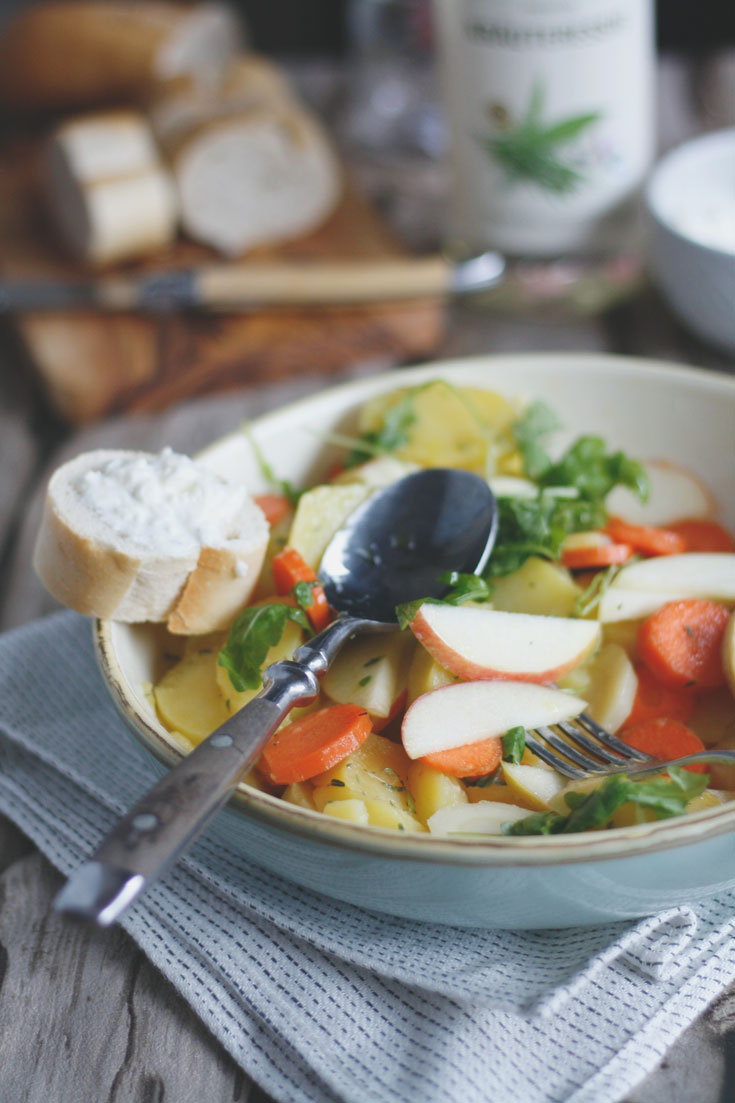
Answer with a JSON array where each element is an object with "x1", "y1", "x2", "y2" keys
[{"x1": 0, "y1": 252, "x2": 506, "y2": 313}]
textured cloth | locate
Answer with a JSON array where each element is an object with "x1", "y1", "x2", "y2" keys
[{"x1": 2, "y1": 611, "x2": 735, "y2": 1103}]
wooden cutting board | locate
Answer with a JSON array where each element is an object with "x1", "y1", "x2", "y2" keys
[{"x1": 0, "y1": 140, "x2": 444, "y2": 424}]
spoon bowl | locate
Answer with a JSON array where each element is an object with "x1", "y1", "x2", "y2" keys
[{"x1": 56, "y1": 468, "x2": 498, "y2": 925}]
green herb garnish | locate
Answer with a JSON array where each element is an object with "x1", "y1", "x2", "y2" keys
[
  {"x1": 502, "y1": 767, "x2": 708, "y2": 836},
  {"x1": 502, "y1": 726, "x2": 526, "y2": 765}
]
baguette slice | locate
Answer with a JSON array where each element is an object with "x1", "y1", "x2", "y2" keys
[
  {"x1": 171, "y1": 102, "x2": 341, "y2": 255},
  {"x1": 43, "y1": 111, "x2": 178, "y2": 265},
  {"x1": 0, "y1": 1, "x2": 242, "y2": 111},
  {"x1": 33, "y1": 448, "x2": 268, "y2": 634}
]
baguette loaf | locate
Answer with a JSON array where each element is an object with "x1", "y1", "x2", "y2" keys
[
  {"x1": 43, "y1": 111, "x2": 178, "y2": 265},
  {"x1": 33, "y1": 448, "x2": 269, "y2": 634},
  {"x1": 0, "y1": 1, "x2": 241, "y2": 111},
  {"x1": 149, "y1": 53, "x2": 295, "y2": 146}
]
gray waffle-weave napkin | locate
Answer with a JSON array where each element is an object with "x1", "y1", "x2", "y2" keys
[{"x1": 2, "y1": 610, "x2": 735, "y2": 1103}]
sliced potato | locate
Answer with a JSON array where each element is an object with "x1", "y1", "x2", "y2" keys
[
  {"x1": 322, "y1": 631, "x2": 415, "y2": 720},
  {"x1": 322, "y1": 798, "x2": 370, "y2": 825},
  {"x1": 583, "y1": 642, "x2": 638, "y2": 734},
  {"x1": 154, "y1": 648, "x2": 230, "y2": 743},
  {"x1": 501, "y1": 760, "x2": 566, "y2": 811},
  {"x1": 490, "y1": 556, "x2": 580, "y2": 617},
  {"x1": 407, "y1": 760, "x2": 467, "y2": 825},
  {"x1": 427, "y1": 801, "x2": 530, "y2": 835},
  {"x1": 287, "y1": 483, "x2": 368, "y2": 569},
  {"x1": 406, "y1": 644, "x2": 457, "y2": 705},
  {"x1": 311, "y1": 732, "x2": 413, "y2": 812}
]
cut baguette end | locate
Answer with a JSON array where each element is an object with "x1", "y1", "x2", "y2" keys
[{"x1": 33, "y1": 448, "x2": 269, "y2": 632}]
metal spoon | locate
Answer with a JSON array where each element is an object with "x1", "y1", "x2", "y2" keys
[{"x1": 54, "y1": 468, "x2": 498, "y2": 926}]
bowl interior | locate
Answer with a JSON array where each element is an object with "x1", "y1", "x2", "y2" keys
[{"x1": 99, "y1": 353, "x2": 735, "y2": 863}]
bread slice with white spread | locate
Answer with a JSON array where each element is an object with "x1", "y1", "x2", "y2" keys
[{"x1": 33, "y1": 448, "x2": 268, "y2": 635}]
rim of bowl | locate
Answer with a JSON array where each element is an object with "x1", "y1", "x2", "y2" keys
[
  {"x1": 96, "y1": 352, "x2": 735, "y2": 869},
  {"x1": 645, "y1": 128, "x2": 735, "y2": 260}
]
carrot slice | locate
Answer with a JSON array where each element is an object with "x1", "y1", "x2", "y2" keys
[
  {"x1": 637, "y1": 598, "x2": 730, "y2": 689},
  {"x1": 622, "y1": 663, "x2": 697, "y2": 728},
  {"x1": 271, "y1": 545, "x2": 331, "y2": 632},
  {"x1": 420, "y1": 735, "x2": 503, "y2": 778},
  {"x1": 260, "y1": 704, "x2": 372, "y2": 784},
  {"x1": 666, "y1": 519, "x2": 735, "y2": 553},
  {"x1": 253, "y1": 493, "x2": 292, "y2": 527},
  {"x1": 619, "y1": 718, "x2": 708, "y2": 773},
  {"x1": 562, "y1": 542, "x2": 633, "y2": 569},
  {"x1": 604, "y1": 516, "x2": 686, "y2": 557}
]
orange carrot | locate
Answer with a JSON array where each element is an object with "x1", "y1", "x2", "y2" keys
[
  {"x1": 421, "y1": 735, "x2": 503, "y2": 778},
  {"x1": 622, "y1": 663, "x2": 697, "y2": 728},
  {"x1": 637, "y1": 598, "x2": 730, "y2": 689},
  {"x1": 562, "y1": 542, "x2": 633, "y2": 570},
  {"x1": 666, "y1": 519, "x2": 735, "y2": 553},
  {"x1": 260, "y1": 704, "x2": 372, "y2": 784},
  {"x1": 271, "y1": 545, "x2": 331, "y2": 632},
  {"x1": 253, "y1": 493, "x2": 292, "y2": 527},
  {"x1": 604, "y1": 516, "x2": 686, "y2": 556},
  {"x1": 619, "y1": 718, "x2": 708, "y2": 773}
]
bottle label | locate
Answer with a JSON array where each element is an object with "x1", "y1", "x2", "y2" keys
[{"x1": 434, "y1": 0, "x2": 654, "y2": 255}]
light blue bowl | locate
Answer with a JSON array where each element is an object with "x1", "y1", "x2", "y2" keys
[{"x1": 96, "y1": 353, "x2": 735, "y2": 929}]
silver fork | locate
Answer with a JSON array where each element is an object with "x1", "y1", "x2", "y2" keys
[{"x1": 527, "y1": 712, "x2": 735, "y2": 780}]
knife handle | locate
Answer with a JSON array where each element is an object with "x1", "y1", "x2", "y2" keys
[{"x1": 195, "y1": 255, "x2": 452, "y2": 307}]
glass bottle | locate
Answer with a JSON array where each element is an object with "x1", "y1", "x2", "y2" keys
[{"x1": 432, "y1": 0, "x2": 655, "y2": 308}]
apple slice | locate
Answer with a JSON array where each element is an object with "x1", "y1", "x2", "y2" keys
[
  {"x1": 610, "y1": 553, "x2": 735, "y2": 599},
  {"x1": 723, "y1": 612, "x2": 735, "y2": 698},
  {"x1": 409, "y1": 603, "x2": 601, "y2": 683},
  {"x1": 597, "y1": 587, "x2": 687, "y2": 624},
  {"x1": 605, "y1": 460, "x2": 715, "y2": 525},
  {"x1": 583, "y1": 643, "x2": 638, "y2": 733},
  {"x1": 427, "y1": 801, "x2": 531, "y2": 835},
  {"x1": 401, "y1": 680, "x2": 587, "y2": 759}
]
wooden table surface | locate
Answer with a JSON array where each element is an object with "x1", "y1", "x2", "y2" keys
[{"x1": 1, "y1": 53, "x2": 734, "y2": 1103}]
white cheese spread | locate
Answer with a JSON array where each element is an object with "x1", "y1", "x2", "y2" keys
[{"x1": 76, "y1": 447, "x2": 255, "y2": 555}]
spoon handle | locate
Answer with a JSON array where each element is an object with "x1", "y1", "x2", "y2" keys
[{"x1": 54, "y1": 620, "x2": 378, "y2": 926}]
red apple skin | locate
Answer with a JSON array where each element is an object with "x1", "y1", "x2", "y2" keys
[{"x1": 409, "y1": 606, "x2": 600, "y2": 685}]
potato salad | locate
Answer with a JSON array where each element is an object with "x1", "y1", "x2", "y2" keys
[{"x1": 152, "y1": 380, "x2": 735, "y2": 837}]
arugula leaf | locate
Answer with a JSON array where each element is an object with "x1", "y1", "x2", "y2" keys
[
  {"x1": 502, "y1": 767, "x2": 708, "y2": 836},
  {"x1": 484, "y1": 493, "x2": 607, "y2": 577},
  {"x1": 343, "y1": 392, "x2": 417, "y2": 468},
  {"x1": 512, "y1": 401, "x2": 560, "y2": 480},
  {"x1": 502, "y1": 727, "x2": 526, "y2": 764},
  {"x1": 538, "y1": 437, "x2": 649, "y2": 503},
  {"x1": 291, "y1": 581, "x2": 318, "y2": 623},
  {"x1": 218, "y1": 601, "x2": 307, "y2": 692},
  {"x1": 437, "y1": 571, "x2": 494, "y2": 605}
]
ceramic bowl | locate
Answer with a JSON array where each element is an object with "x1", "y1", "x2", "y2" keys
[
  {"x1": 645, "y1": 129, "x2": 735, "y2": 354},
  {"x1": 96, "y1": 353, "x2": 735, "y2": 929}
]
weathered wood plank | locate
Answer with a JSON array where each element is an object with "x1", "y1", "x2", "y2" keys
[{"x1": 0, "y1": 850, "x2": 270, "y2": 1103}]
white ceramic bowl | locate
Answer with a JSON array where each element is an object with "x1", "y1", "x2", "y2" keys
[
  {"x1": 645, "y1": 129, "x2": 735, "y2": 355},
  {"x1": 96, "y1": 353, "x2": 735, "y2": 929}
]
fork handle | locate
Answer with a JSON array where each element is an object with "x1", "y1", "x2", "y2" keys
[{"x1": 54, "y1": 658, "x2": 319, "y2": 925}]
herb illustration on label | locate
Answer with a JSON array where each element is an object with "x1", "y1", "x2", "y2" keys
[{"x1": 479, "y1": 83, "x2": 601, "y2": 194}]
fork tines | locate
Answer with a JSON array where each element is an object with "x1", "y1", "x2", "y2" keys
[{"x1": 526, "y1": 713, "x2": 651, "y2": 779}]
